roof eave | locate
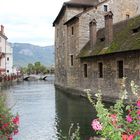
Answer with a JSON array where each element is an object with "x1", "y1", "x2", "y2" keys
[
  {"x1": 53, "y1": 2, "x2": 95, "y2": 26},
  {"x1": 64, "y1": 16, "x2": 79, "y2": 25},
  {"x1": 79, "y1": 49, "x2": 140, "y2": 59},
  {"x1": 66, "y1": 2, "x2": 95, "y2": 7},
  {"x1": 53, "y1": 3, "x2": 66, "y2": 26}
]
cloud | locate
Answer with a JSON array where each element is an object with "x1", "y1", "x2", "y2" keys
[{"x1": 0, "y1": 0, "x2": 66, "y2": 46}]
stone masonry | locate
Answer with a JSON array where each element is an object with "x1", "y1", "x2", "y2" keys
[{"x1": 53, "y1": 0, "x2": 140, "y2": 101}]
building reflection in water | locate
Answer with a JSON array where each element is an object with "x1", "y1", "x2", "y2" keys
[{"x1": 55, "y1": 88, "x2": 97, "y2": 140}]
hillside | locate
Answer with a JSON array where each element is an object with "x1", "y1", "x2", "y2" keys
[{"x1": 12, "y1": 43, "x2": 54, "y2": 67}]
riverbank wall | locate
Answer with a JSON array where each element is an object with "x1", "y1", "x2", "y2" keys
[
  {"x1": 55, "y1": 83, "x2": 120, "y2": 103},
  {"x1": 0, "y1": 75, "x2": 23, "y2": 89}
]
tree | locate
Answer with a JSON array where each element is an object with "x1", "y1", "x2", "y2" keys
[
  {"x1": 20, "y1": 67, "x2": 27, "y2": 74},
  {"x1": 34, "y1": 62, "x2": 41, "y2": 74},
  {"x1": 27, "y1": 63, "x2": 34, "y2": 74},
  {"x1": 19, "y1": 62, "x2": 54, "y2": 75}
]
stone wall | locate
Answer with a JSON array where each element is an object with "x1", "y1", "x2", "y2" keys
[
  {"x1": 55, "y1": 51, "x2": 140, "y2": 101},
  {"x1": 78, "y1": 8, "x2": 105, "y2": 51},
  {"x1": 79, "y1": 51, "x2": 140, "y2": 100},
  {"x1": 111, "y1": 0, "x2": 140, "y2": 23},
  {"x1": 55, "y1": 6, "x2": 84, "y2": 86},
  {"x1": 55, "y1": 0, "x2": 140, "y2": 101},
  {"x1": 78, "y1": 0, "x2": 140, "y2": 51},
  {"x1": 66, "y1": 19, "x2": 82, "y2": 87}
]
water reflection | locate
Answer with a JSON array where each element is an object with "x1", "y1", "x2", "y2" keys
[
  {"x1": 55, "y1": 89, "x2": 97, "y2": 140},
  {"x1": 3, "y1": 81, "x2": 98, "y2": 140}
]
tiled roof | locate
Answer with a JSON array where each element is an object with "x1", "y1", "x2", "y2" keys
[{"x1": 78, "y1": 15, "x2": 140, "y2": 58}]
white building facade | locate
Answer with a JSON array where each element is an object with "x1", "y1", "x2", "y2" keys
[
  {"x1": 0, "y1": 25, "x2": 7, "y2": 75},
  {"x1": 6, "y1": 42, "x2": 13, "y2": 75},
  {"x1": 0, "y1": 25, "x2": 14, "y2": 75}
]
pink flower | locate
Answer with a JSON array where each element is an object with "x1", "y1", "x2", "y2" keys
[
  {"x1": 12, "y1": 115, "x2": 19, "y2": 125},
  {"x1": 110, "y1": 114, "x2": 117, "y2": 120},
  {"x1": 135, "y1": 130, "x2": 140, "y2": 135},
  {"x1": 91, "y1": 119, "x2": 102, "y2": 131},
  {"x1": 128, "y1": 135, "x2": 134, "y2": 140},
  {"x1": 8, "y1": 137, "x2": 13, "y2": 140},
  {"x1": 2, "y1": 123, "x2": 9, "y2": 129},
  {"x1": 122, "y1": 134, "x2": 128, "y2": 140},
  {"x1": 137, "y1": 100, "x2": 140, "y2": 108},
  {"x1": 137, "y1": 110, "x2": 140, "y2": 115},
  {"x1": 122, "y1": 134, "x2": 134, "y2": 140},
  {"x1": 109, "y1": 114, "x2": 117, "y2": 126},
  {"x1": 126, "y1": 115, "x2": 133, "y2": 123},
  {"x1": 14, "y1": 129, "x2": 19, "y2": 135}
]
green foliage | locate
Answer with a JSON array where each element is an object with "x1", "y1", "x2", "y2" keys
[
  {"x1": 20, "y1": 61, "x2": 54, "y2": 74},
  {"x1": 59, "y1": 123, "x2": 80, "y2": 140},
  {"x1": 87, "y1": 79, "x2": 140, "y2": 140},
  {"x1": 61, "y1": 79, "x2": 140, "y2": 140},
  {"x1": 0, "y1": 96, "x2": 19, "y2": 139}
]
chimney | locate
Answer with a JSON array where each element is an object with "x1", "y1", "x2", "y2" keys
[
  {"x1": 104, "y1": 11, "x2": 113, "y2": 46},
  {"x1": 89, "y1": 19, "x2": 97, "y2": 50},
  {"x1": 0, "y1": 25, "x2": 4, "y2": 35}
]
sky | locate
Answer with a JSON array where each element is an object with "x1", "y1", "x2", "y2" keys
[{"x1": 0, "y1": 0, "x2": 68, "y2": 46}]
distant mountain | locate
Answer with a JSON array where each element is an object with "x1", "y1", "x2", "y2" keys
[{"x1": 12, "y1": 43, "x2": 54, "y2": 67}]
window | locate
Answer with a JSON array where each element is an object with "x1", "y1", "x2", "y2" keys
[
  {"x1": 117, "y1": 60, "x2": 123, "y2": 78},
  {"x1": 71, "y1": 26, "x2": 74, "y2": 35},
  {"x1": 7, "y1": 57, "x2": 9, "y2": 61},
  {"x1": 104, "y1": 5, "x2": 108, "y2": 12},
  {"x1": 100, "y1": 37, "x2": 105, "y2": 42},
  {"x1": 126, "y1": 14, "x2": 130, "y2": 19},
  {"x1": 84, "y1": 64, "x2": 88, "y2": 78},
  {"x1": 132, "y1": 26, "x2": 140, "y2": 33},
  {"x1": 70, "y1": 55, "x2": 74, "y2": 66},
  {"x1": 133, "y1": 28, "x2": 138, "y2": 33},
  {"x1": 98, "y1": 62, "x2": 103, "y2": 78}
]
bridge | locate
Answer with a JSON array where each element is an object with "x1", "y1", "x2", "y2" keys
[{"x1": 23, "y1": 74, "x2": 54, "y2": 81}]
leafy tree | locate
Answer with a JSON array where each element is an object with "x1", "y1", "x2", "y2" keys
[
  {"x1": 20, "y1": 67, "x2": 27, "y2": 74},
  {"x1": 27, "y1": 63, "x2": 34, "y2": 74},
  {"x1": 20, "y1": 62, "x2": 55, "y2": 75},
  {"x1": 34, "y1": 62, "x2": 41, "y2": 74}
]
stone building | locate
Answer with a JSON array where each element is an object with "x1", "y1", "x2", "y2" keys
[{"x1": 53, "y1": 0, "x2": 140, "y2": 101}]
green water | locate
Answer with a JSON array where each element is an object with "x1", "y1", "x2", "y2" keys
[{"x1": 55, "y1": 89, "x2": 97, "y2": 140}]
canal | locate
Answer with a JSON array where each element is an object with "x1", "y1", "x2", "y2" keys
[{"x1": 2, "y1": 79, "x2": 97, "y2": 140}]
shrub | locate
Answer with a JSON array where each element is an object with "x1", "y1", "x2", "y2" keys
[
  {"x1": 87, "y1": 79, "x2": 140, "y2": 140},
  {"x1": 0, "y1": 96, "x2": 19, "y2": 140}
]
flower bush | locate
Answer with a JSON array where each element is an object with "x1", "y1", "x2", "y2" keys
[
  {"x1": 0, "y1": 96, "x2": 19, "y2": 140},
  {"x1": 87, "y1": 79, "x2": 140, "y2": 140}
]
